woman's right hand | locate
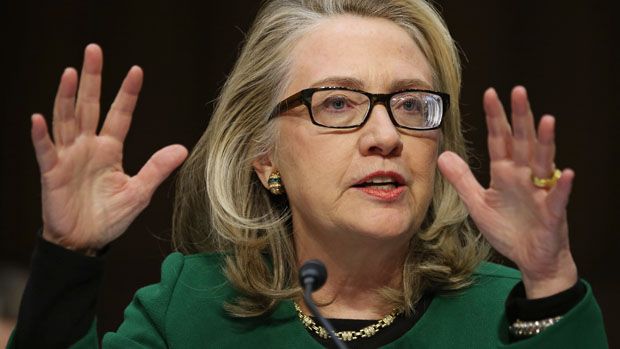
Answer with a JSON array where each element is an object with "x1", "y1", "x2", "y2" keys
[{"x1": 31, "y1": 44, "x2": 188, "y2": 255}]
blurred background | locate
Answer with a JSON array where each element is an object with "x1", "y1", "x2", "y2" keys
[{"x1": 1, "y1": 0, "x2": 618, "y2": 346}]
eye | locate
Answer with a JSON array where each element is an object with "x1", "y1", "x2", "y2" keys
[
  {"x1": 392, "y1": 93, "x2": 427, "y2": 117},
  {"x1": 404, "y1": 99, "x2": 419, "y2": 110},
  {"x1": 322, "y1": 96, "x2": 349, "y2": 110},
  {"x1": 399, "y1": 97, "x2": 422, "y2": 112}
]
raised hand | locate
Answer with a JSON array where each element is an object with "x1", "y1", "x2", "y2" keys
[
  {"x1": 31, "y1": 44, "x2": 188, "y2": 255},
  {"x1": 438, "y1": 86, "x2": 577, "y2": 299}
]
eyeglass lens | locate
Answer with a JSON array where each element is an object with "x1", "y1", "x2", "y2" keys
[{"x1": 310, "y1": 89, "x2": 443, "y2": 129}]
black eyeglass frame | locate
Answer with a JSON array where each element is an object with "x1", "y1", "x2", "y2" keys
[{"x1": 270, "y1": 86, "x2": 450, "y2": 131}]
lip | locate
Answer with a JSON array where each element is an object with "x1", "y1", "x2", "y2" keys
[{"x1": 352, "y1": 171, "x2": 407, "y2": 202}]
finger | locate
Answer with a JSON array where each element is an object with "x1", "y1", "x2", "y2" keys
[
  {"x1": 532, "y1": 115, "x2": 556, "y2": 178},
  {"x1": 31, "y1": 114, "x2": 58, "y2": 174},
  {"x1": 133, "y1": 144, "x2": 189, "y2": 199},
  {"x1": 100, "y1": 66, "x2": 143, "y2": 143},
  {"x1": 75, "y1": 44, "x2": 103, "y2": 135},
  {"x1": 52, "y1": 68, "x2": 78, "y2": 146},
  {"x1": 483, "y1": 88, "x2": 512, "y2": 161},
  {"x1": 510, "y1": 86, "x2": 536, "y2": 166},
  {"x1": 437, "y1": 151, "x2": 484, "y2": 211},
  {"x1": 546, "y1": 169, "x2": 574, "y2": 218}
]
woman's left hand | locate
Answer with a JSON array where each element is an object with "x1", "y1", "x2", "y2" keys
[{"x1": 437, "y1": 86, "x2": 578, "y2": 299}]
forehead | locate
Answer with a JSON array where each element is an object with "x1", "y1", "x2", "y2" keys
[{"x1": 286, "y1": 15, "x2": 434, "y2": 96}]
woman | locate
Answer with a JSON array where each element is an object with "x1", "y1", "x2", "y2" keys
[{"x1": 10, "y1": 0, "x2": 607, "y2": 348}]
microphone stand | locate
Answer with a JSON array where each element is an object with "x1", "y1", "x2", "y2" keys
[{"x1": 299, "y1": 260, "x2": 348, "y2": 349}]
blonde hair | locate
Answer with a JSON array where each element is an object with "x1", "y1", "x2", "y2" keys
[{"x1": 172, "y1": 0, "x2": 489, "y2": 317}]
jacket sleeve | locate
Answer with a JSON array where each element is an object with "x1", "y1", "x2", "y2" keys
[
  {"x1": 7, "y1": 233, "x2": 186, "y2": 349},
  {"x1": 8, "y1": 234, "x2": 104, "y2": 349},
  {"x1": 498, "y1": 280, "x2": 608, "y2": 348}
]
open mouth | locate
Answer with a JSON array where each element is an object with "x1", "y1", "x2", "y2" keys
[
  {"x1": 352, "y1": 179, "x2": 402, "y2": 190},
  {"x1": 352, "y1": 172, "x2": 406, "y2": 191}
]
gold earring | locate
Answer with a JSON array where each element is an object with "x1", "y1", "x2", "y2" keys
[{"x1": 268, "y1": 170, "x2": 285, "y2": 195}]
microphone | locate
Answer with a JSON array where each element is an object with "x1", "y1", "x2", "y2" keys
[{"x1": 298, "y1": 260, "x2": 348, "y2": 349}]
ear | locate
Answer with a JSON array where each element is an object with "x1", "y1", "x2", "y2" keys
[{"x1": 252, "y1": 153, "x2": 275, "y2": 189}]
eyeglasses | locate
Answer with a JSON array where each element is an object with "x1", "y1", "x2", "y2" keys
[{"x1": 270, "y1": 87, "x2": 450, "y2": 130}]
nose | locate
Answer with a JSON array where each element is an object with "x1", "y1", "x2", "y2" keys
[{"x1": 358, "y1": 104, "x2": 403, "y2": 157}]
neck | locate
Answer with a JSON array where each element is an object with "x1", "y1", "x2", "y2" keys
[{"x1": 295, "y1": 225, "x2": 411, "y2": 320}]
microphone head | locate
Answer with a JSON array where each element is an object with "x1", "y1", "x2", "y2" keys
[{"x1": 299, "y1": 259, "x2": 327, "y2": 292}]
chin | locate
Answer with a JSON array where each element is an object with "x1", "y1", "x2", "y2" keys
[{"x1": 344, "y1": 212, "x2": 417, "y2": 241}]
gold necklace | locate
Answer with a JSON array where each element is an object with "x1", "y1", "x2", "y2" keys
[{"x1": 294, "y1": 302, "x2": 403, "y2": 342}]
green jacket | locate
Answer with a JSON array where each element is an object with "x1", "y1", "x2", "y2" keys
[{"x1": 10, "y1": 252, "x2": 608, "y2": 348}]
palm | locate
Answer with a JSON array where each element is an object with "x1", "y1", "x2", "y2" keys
[
  {"x1": 438, "y1": 87, "x2": 577, "y2": 297},
  {"x1": 42, "y1": 136, "x2": 132, "y2": 249},
  {"x1": 471, "y1": 161, "x2": 566, "y2": 269},
  {"x1": 32, "y1": 44, "x2": 187, "y2": 253}
]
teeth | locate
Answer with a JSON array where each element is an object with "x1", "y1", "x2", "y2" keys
[
  {"x1": 369, "y1": 183, "x2": 396, "y2": 189},
  {"x1": 365, "y1": 176, "x2": 395, "y2": 184}
]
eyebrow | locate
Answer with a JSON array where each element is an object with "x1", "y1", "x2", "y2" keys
[{"x1": 309, "y1": 76, "x2": 433, "y2": 91}]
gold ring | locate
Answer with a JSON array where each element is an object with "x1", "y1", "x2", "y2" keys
[{"x1": 531, "y1": 169, "x2": 562, "y2": 189}]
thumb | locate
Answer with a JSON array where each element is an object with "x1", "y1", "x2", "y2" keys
[
  {"x1": 133, "y1": 144, "x2": 189, "y2": 198},
  {"x1": 437, "y1": 151, "x2": 483, "y2": 210}
]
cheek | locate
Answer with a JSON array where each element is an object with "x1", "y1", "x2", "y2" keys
[
  {"x1": 404, "y1": 137, "x2": 439, "y2": 198},
  {"x1": 276, "y1": 121, "x2": 350, "y2": 198}
]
